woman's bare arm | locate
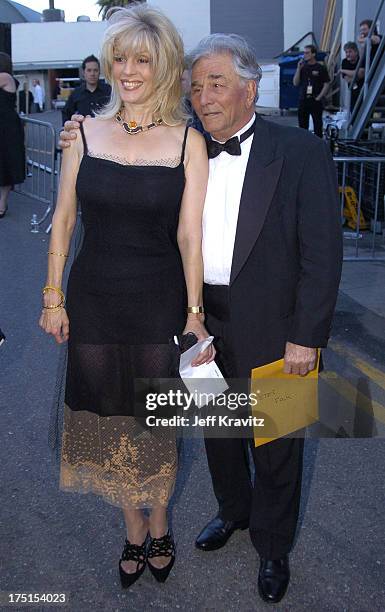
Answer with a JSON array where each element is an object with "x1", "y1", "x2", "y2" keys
[
  {"x1": 177, "y1": 127, "x2": 214, "y2": 365},
  {"x1": 39, "y1": 125, "x2": 84, "y2": 343}
]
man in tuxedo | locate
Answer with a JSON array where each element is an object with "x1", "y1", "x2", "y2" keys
[
  {"x1": 59, "y1": 33, "x2": 342, "y2": 603},
  {"x1": 188, "y1": 34, "x2": 342, "y2": 603}
]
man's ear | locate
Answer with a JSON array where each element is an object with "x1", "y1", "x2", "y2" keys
[{"x1": 246, "y1": 79, "x2": 257, "y2": 108}]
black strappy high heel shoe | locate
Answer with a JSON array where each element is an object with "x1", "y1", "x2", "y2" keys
[
  {"x1": 119, "y1": 537, "x2": 147, "y2": 588},
  {"x1": 147, "y1": 531, "x2": 175, "y2": 583}
]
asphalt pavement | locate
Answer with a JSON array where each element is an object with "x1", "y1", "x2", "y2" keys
[{"x1": 0, "y1": 113, "x2": 384, "y2": 611}]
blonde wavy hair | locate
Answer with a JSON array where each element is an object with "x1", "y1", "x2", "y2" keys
[{"x1": 97, "y1": 4, "x2": 188, "y2": 125}]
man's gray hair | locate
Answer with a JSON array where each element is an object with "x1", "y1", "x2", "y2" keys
[{"x1": 188, "y1": 33, "x2": 262, "y2": 100}]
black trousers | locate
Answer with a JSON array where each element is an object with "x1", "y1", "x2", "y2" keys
[
  {"x1": 203, "y1": 284, "x2": 304, "y2": 560},
  {"x1": 298, "y1": 98, "x2": 323, "y2": 138}
]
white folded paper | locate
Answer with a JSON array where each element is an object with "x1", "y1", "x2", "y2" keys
[{"x1": 177, "y1": 336, "x2": 228, "y2": 407}]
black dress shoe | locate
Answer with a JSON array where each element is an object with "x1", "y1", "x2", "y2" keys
[
  {"x1": 258, "y1": 555, "x2": 290, "y2": 603},
  {"x1": 195, "y1": 515, "x2": 249, "y2": 551}
]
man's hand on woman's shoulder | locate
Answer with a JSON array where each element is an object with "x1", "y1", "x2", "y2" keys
[{"x1": 58, "y1": 114, "x2": 86, "y2": 149}]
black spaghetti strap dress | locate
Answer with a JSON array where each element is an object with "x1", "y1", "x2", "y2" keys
[
  {"x1": 0, "y1": 78, "x2": 25, "y2": 187},
  {"x1": 60, "y1": 124, "x2": 189, "y2": 508}
]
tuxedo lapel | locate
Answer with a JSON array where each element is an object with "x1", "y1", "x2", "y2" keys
[{"x1": 230, "y1": 117, "x2": 283, "y2": 285}]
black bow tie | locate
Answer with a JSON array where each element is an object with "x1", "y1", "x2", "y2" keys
[
  {"x1": 207, "y1": 136, "x2": 241, "y2": 159},
  {"x1": 206, "y1": 119, "x2": 256, "y2": 159}
]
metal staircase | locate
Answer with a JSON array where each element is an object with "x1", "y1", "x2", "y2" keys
[{"x1": 346, "y1": 0, "x2": 385, "y2": 139}]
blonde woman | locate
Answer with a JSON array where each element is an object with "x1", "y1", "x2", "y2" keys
[{"x1": 40, "y1": 5, "x2": 212, "y2": 587}]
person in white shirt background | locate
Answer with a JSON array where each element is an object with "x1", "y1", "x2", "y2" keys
[{"x1": 32, "y1": 79, "x2": 44, "y2": 113}]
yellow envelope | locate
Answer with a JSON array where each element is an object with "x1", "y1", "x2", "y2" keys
[{"x1": 251, "y1": 351, "x2": 320, "y2": 447}]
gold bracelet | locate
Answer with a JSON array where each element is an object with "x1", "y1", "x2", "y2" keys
[
  {"x1": 43, "y1": 299, "x2": 65, "y2": 310},
  {"x1": 47, "y1": 251, "x2": 68, "y2": 258},
  {"x1": 42, "y1": 286, "x2": 65, "y2": 301},
  {"x1": 42, "y1": 303, "x2": 64, "y2": 313},
  {"x1": 187, "y1": 306, "x2": 204, "y2": 314}
]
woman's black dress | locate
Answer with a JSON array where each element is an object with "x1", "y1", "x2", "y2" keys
[
  {"x1": 60, "y1": 124, "x2": 188, "y2": 508},
  {"x1": 0, "y1": 79, "x2": 25, "y2": 187}
]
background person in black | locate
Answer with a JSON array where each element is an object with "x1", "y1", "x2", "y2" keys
[
  {"x1": 62, "y1": 54, "x2": 111, "y2": 123},
  {"x1": 340, "y1": 42, "x2": 364, "y2": 111},
  {"x1": 293, "y1": 45, "x2": 330, "y2": 138},
  {"x1": 18, "y1": 82, "x2": 33, "y2": 114},
  {"x1": 0, "y1": 52, "x2": 25, "y2": 217},
  {"x1": 358, "y1": 19, "x2": 383, "y2": 66}
]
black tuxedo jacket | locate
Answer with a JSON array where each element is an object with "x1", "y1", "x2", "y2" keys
[{"x1": 204, "y1": 115, "x2": 343, "y2": 377}]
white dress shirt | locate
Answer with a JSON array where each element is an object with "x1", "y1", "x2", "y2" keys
[
  {"x1": 202, "y1": 114, "x2": 255, "y2": 285},
  {"x1": 33, "y1": 84, "x2": 44, "y2": 110}
]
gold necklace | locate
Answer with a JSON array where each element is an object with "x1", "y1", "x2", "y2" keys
[{"x1": 115, "y1": 110, "x2": 163, "y2": 135}]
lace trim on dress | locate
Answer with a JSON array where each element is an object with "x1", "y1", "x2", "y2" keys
[
  {"x1": 87, "y1": 149, "x2": 181, "y2": 168},
  {"x1": 60, "y1": 404, "x2": 177, "y2": 509}
]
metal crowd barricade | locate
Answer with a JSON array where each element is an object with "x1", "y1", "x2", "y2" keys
[
  {"x1": 15, "y1": 117, "x2": 60, "y2": 233},
  {"x1": 333, "y1": 147, "x2": 385, "y2": 261}
]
